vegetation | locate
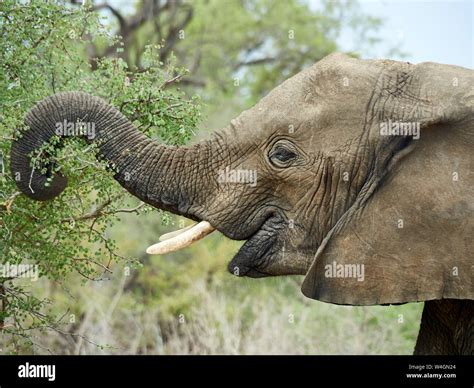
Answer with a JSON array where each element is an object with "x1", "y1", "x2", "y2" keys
[
  {"x1": 0, "y1": 0, "x2": 200, "y2": 350},
  {"x1": 0, "y1": 0, "x2": 421, "y2": 354}
]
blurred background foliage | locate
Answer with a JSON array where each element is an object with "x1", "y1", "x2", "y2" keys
[{"x1": 0, "y1": 0, "x2": 422, "y2": 354}]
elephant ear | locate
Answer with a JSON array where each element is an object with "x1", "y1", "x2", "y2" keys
[{"x1": 302, "y1": 60, "x2": 474, "y2": 305}]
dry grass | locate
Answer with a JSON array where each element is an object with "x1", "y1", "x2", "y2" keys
[{"x1": 2, "y1": 272, "x2": 422, "y2": 355}]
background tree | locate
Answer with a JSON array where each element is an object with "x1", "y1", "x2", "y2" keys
[{"x1": 71, "y1": 0, "x2": 384, "y2": 101}]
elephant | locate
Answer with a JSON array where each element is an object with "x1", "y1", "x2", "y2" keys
[{"x1": 10, "y1": 53, "x2": 473, "y2": 355}]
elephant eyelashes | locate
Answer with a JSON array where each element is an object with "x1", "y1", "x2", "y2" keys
[{"x1": 269, "y1": 142, "x2": 298, "y2": 168}]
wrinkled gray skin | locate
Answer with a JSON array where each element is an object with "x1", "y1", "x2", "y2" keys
[{"x1": 11, "y1": 53, "x2": 473, "y2": 354}]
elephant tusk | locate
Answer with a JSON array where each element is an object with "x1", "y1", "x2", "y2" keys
[
  {"x1": 146, "y1": 221, "x2": 216, "y2": 255},
  {"x1": 158, "y1": 223, "x2": 196, "y2": 241}
]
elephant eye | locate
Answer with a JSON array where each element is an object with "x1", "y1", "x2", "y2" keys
[{"x1": 269, "y1": 142, "x2": 298, "y2": 168}]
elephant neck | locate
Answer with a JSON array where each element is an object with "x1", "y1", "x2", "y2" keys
[{"x1": 414, "y1": 299, "x2": 473, "y2": 355}]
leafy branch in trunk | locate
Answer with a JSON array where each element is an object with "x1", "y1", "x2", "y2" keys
[{"x1": 0, "y1": 0, "x2": 200, "y2": 353}]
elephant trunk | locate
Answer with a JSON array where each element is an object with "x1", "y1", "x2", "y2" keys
[{"x1": 10, "y1": 91, "x2": 218, "y2": 221}]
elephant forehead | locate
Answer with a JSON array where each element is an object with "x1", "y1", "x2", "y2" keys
[
  {"x1": 241, "y1": 86, "x2": 323, "y2": 131},
  {"x1": 244, "y1": 64, "x2": 320, "y2": 114},
  {"x1": 228, "y1": 55, "x2": 378, "y2": 141},
  {"x1": 233, "y1": 105, "x2": 322, "y2": 140},
  {"x1": 261, "y1": 62, "x2": 375, "y2": 122}
]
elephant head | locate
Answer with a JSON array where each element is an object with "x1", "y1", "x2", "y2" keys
[{"x1": 10, "y1": 53, "x2": 473, "y2": 306}]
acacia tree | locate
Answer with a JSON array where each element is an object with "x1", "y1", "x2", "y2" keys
[{"x1": 0, "y1": 0, "x2": 200, "y2": 352}]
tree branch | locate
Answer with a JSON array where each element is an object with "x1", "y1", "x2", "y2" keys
[
  {"x1": 233, "y1": 56, "x2": 277, "y2": 70},
  {"x1": 159, "y1": 5, "x2": 193, "y2": 62}
]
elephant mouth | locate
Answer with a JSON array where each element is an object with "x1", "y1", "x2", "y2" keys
[
  {"x1": 146, "y1": 212, "x2": 284, "y2": 278},
  {"x1": 226, "y1": 215, "x2": 283, "y2": 278}
]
